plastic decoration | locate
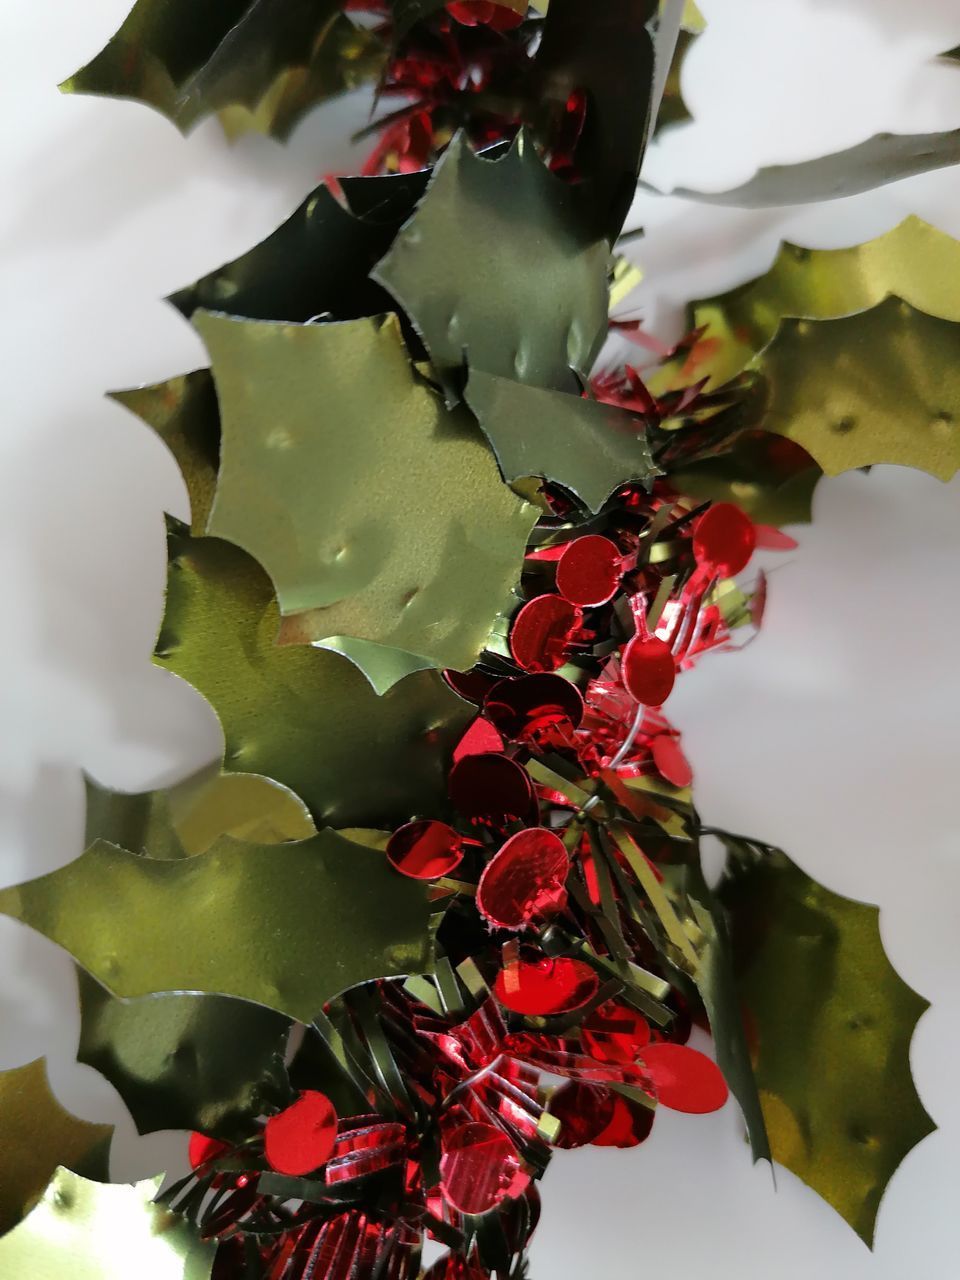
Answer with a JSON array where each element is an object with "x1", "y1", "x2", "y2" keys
[{"x1": 3, "y1": 2, "x2": 952, "y2": 1278}]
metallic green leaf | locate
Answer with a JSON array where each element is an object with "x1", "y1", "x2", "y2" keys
[
  {"x1": 155, "y1": 523, "x2": 472, "y2": 828},
  {"x1": 750, "y1": 297, "x2": 960, "y2": 480},
  {"x1": 111, "y1": 371, "x2": 219, "y2": 536},
  {"x1": 194, "y1": 310, "x2": 537, "y2": 673},
  {"x1": 0, "y1": 830, "x2": 433, "y2": 1023},
  {"x1": 372, "y1": 130, "x2": 610, "y2": 398},
  {"x1": 667, "y1": 431, "x2": 821, "y2": 527},
  {"x1": 62, "y1": 0, "x2": 358, "y2": 137},
  {"x1": 0, "y1": 1060, "x2": 112, "y2": 1237},
  {"x1": 76, "y1": 972, "x2": 291, "y2": 1137},
  {"x1": 669, "y1": 127, "x2": 960, "y2": 207},
  {"x1": 0, "y1": 1170, "x2": 214, "y2": 1280},
  {"x1": 464, "y1": 368, "x2": 657, "y2": 513},
  {"x1": 718, "y1": 840, "x2": 935, "y2": 1245}
]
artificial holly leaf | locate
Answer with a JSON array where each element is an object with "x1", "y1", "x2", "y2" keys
[
  {"x1": 169, "y1": 173, "x2": 428, "y2": 325},
  {"x1": 687, "y1": 217, "x2": 960, "y2": 388},
  {"x1": 667, "y1": 431, "x2": 821, "y2": 527},
  {"x1": 654, "y1": 1, "x2": 704, "y2": 135},
  {"x1": 464, "y1": 368, "x2": 657, "y2": 513},
  {"x1": 194, "y1": 310, "x2": 537, "y2": 673},
  {"x1": 0, "y1": 1169, "x2": 215, "y2": 1279},
  {"x1": 718, "y1": 839, "x2": 935, "y2": 1245},
  {"x1": 84, "y1": 766, "x2": 315, "y2": 860},
  {"x1": 749, "y1": 297, "x2": 960, "y2": 480},
  {"x1": 372, "y1": 130, "x2": 610, "y2": 398},
  {"x1": 111, "y1": 370, "x2": 219, "y2": 535},
  {"x1": 215, "y1": 16, "x2": 386, "y2": 141},
  {"x1": 62, "y1": 0, "x2": 357, "y2": 137},
  {"x1": 155, "y1": 523, "x2": 472, "y2": 827},
  {"x1": 0, "y1": 829, "x2": 434, "y2": 1022},
  {"x1": 940, "y1": 44, "x2": 960, "y2": 64},
  {"x1": 531, "y1": 0, "x2": 657, "y2": 239},
  {"x1": 76, "y1": 971, "x2": 291, "y2": 1137},
  {"x1": 0, "y1": 1059, "x2": 112, "y2": 1237},
  {"x1": 668, "y1": 127, "x2": 960, "y2": 206}
]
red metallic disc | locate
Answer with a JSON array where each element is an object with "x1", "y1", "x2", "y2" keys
[
  {"x1": 446, "y1": 1, "x2": 525, "y2": 29},
  {"x1": 387, "y1": 820, "x2": 464, "y2": 879},
  {"x1": 477, "y1": 828, "x2": 570, "y2": 930},
  {"x1": 591, "y1": 1094, "x2": 655, "y2": 1148},
  {"x1": 443, "y1": 668, "x2": 500, "y2": 706},
  {"x1": 693, "y1": 502, "x2": 756, "y2": 577},
  {"x1": 483, "y1": 674, "x2": 584, "y2": 742},
  {"x1": 555, "y1": 536, "x2": 622, "y2": 607},
  {"x1": 509, "y1": 595, "x2": 582, "y2": 673},
  {"x1": 188, "y1": 1132, "x2": 228, "y2": 1170},
  {"x1": 264, "y1": 1090, "x2": 338, "y2": 1175},
  {"x1": 440, "y1": 1122, "x2": 529, "y2": 1215},
  {"x1": 452, "y1": 716, "x2": 505, "y2": 762},
  {"x1": 493, "y1": 955, "x2": 598, "y2": 1016},
  {"x1": 651, "y1": 734, "x2": 693, "y2": 788},
  {"x1": 641, "y1": 1042, "x2": 729, "y2": 1113},
  {"x1": 547, "y1": 1082, "x2": 617, "y2": 1149},
  {"x1": 581, "y1": 1001, "x2": 651, "y2": 1064},
  {"x1": 622, "y1": 634, "x2": 676, "y2": 706},
  {"x1": 448, "y1": 752, "x2": 537, "y2": 825}
]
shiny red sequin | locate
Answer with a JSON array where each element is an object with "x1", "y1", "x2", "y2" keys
[
  {"x1": 651, "y1": 734, "x2": 693, "y2": 787},
  {"x1": 440, "y1": 1122, "x2": 530, "y2": 1214},
  {"x1": 452, "y1": 716, "x2": 505, "y2": 762},
  {"x1": 581, "y1": 1001, "x2": 651, "y2": 1064},
  {"x1": 446, "y1": 1, "x2": 525, "y2": 29},
  {"x1": 509, "y1": 595, "x2": 582, "y2": 673},
  {"x1": 264, "y1": 1090, "x2": 338, "y2": 1176},
  {"x1": 693, "y1": 502, "x2": 757, "y2": 577},
  {"x1": 387, "y1": 820, "x2": 464, "y2": 879},
  {"x1": 477, "y1": 828, "x2": 570, "y2": 930},
  {"x1": 621, "y1": 634, "x2": 676, "y2": 706},
  {"x1": 555, "y1": 535, "x2": 622, "y2": 607},
  {"x1": 493, "y1": 955, "x2": 598, "y2": 1016},
  {"x1": 448, "y1": 752, "x2": 537, "y2": 826},
  {"x1": 188, "y1": 1132, "x2": 228, "y2": 1170},
  {"x1": 483, "y1": 674, "x2": 583, "y2": 742},
  {"x1": 591, "y1": 1094, "x2": 654, "y2": 1148},
  {"x1": 547, "y1": 1082, "x2": 616, "y2": 1148},
  {"x1": 641, "y1": 1043, "x2": 729, "y2": 1113}
]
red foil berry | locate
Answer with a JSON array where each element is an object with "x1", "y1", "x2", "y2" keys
[
  {"x1": 264, "y1": 1090, "x2": 338, "y2": 1175},
  {"x1": 509, "y1": 595, "x2": 582, "y2": 673},
  {"x1": 477, "y1": 828, "x2": 570, "y2": 930},
  {"x1": 591, "y1": 1094, "x2": 655, "y2": 1148},
  {"x1": 555, "y1": 535, "x2": 622, "y2": 607},
  {"x1": 440, "y1": 1122, "x2": 530, "y2": 1215},
  {"x1": 493, "y1": 955, "x2": 599, "y2": 1015},
  {"x1": 622, "y1": 634, "x2": 676, "y2": 706},
  {"x1": 448, "y1": 752, "x2": 537, "y2": 826},
  {"x1": 693, "y1": 502, "x2": 756, "y2": 577},
  {"x1": 446, "y1": 1, "x2": 525, "y2": 30},
  {"x1": 581, "y1": 1001, "x2": 651, "y2": 1064},
  {"x1": 188, "y1": 1132, "x2": 228, "y2": 1170},
  {"x1": 641, "y1": 1042, "x2": 729, "y2": 1113},
  {"x1": 651, "y1": 734, "x2": 693, "y2": 787},
  {"x1": 548, "y1": 1082, "x2": 617, "y2": 1148},
  {"x1": 483, "y1": 673, "x2": 583, "y2": 742},
  {"x1": 387, "y1": 820, "x2": 464, "y2": 879}
]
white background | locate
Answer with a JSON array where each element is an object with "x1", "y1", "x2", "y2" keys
[{"x1": 2, "y1": 0, "x2": 960, "y2": 1275}]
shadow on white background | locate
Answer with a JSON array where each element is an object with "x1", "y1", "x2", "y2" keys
[{"x1": 1, "y1": 0, "x2": 959, "y2": 1274}]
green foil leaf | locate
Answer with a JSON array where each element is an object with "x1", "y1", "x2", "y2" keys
[
  {"x1": 111, "y1": 371, "x2": 219, "y2": 536},
  {"x1": 76, "y1": 972, "x2": 291, "y2": 1138},
  {"x1": 0, "y1": 1060, "x2": 112, "y2": 1237},
  {"x1": 718, "y1": 839, "x2": 935, "y2": 1245},
  {"x1": 0, "y1": 1170, "x2": 215, "y2": 1279},
  {"x1": 61, "y1": 0, "x2": 362, "y2": 137},
  {"x1": 464, "y1": 368, "x2": 657, "y2": 513},
  {"x1": 0, "y1": 830, "x2": 434, "y2": 1023},
  {"x1": 668, "y1": 128, "x2": 960, "y2": 207},
  {"x1": 194, "y1": 310, "x2": 537, "y2": 673},
  {"x1": 155, "y1": 523, "x2": 471, "y2": 827},
  {"x1": 372, "y1": 130, "x2": 610, "y2": 398},
  {"x1": 750, "y1": 297, "x2": 960, "y2": 480}
]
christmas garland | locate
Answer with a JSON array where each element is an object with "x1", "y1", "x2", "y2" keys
[{"x1": 2, "y1": 3, "x2": 957, "y2": 1278}]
